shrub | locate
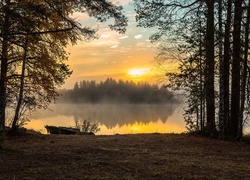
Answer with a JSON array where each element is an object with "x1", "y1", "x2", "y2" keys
[{"x1": 79, "y1": 120, "x2": 100, "y2": 134}]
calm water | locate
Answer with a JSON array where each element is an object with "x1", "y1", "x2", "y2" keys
[{"x1": 26, "y1": 103, "x2": 186, "y2": 135}]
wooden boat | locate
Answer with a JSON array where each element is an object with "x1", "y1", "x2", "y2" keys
[{"x1": 45, "y1": 125, "x2": 80, "y2": 135}]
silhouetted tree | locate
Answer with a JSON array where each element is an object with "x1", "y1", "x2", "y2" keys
[
  {"x1": 219, "y1": 0, "x2": 232, "y2": 140},
  {"x1": 134, "y1": 0, "x2": 250, "y2": 140},
  {"x1": 134, "y1": 0, "x2": 208, "y2": 132},
  {"x1": 0, "y1": 0, "x2": 128, "y2": 130},
  {"x1": 205, "y1": 0, "x2": 215, "y2": 133},
  {"x1": 230, "y1": 0, "x2": 244, "y2": 139},
  {"x1": 239, "y1": 0, "x2": 250, "y2": 139}
]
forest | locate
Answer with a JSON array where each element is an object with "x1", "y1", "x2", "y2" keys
[
  {"x1": 134, "y1": 0, "x2": 250, "y2": 140},
  {"x1": 58, "y1": 78, "x2": 176, "y2": 104}
]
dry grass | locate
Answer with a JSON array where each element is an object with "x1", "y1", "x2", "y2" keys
[{"x1": 0, "y1": 133, "x2": 250, "y2": 179}]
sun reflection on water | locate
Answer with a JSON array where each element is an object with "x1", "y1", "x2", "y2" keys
[
  {"x1": 25, "y1": 103, "x2": 186, "y2": 135},
  {"x1": 96, "y1": 120, "x2": 185, "y2": 135}
]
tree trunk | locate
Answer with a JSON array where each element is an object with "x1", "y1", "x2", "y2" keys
[
  {"x1": 198, "y1": 8, "x2": 204, "y2": 132},
  {"x1": 222, "y1": 0, "x2": 232, "y2": 140},
  {"x1": 238, "y1": 0, "x2": 250, "y2": 140},
  {"x1": 230, "y1": 0, "x2": 243, "y2": 139},
  {"x1": 0, "y1": 0, "x2": 10, "y2": 130},
  {"x1": 12, "y1": 38, "x2": 28, "y2": 129},
  {"x1": 218, "y1": 0, "x2": 224, "y2": 139},
  {"x1": 205, "y1": 0, "x2": 215, "y2": 134}
]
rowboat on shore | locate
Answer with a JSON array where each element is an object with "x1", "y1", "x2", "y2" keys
[{"x1": 45, "y1": 125, "x2": 80, "y2": 135}]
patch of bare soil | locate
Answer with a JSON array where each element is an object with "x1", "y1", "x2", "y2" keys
[{"x1": 0, "y1": 133, "x2": 250, "y2": 180}]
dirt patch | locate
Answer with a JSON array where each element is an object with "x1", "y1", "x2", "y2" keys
[{"x1": 0, "y1": 133, "x2": 250, "y2": 179}]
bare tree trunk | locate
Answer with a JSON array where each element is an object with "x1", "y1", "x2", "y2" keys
[
  {"x1": 12, "y1": 38, "x2": 28, "y2": 130},
  {"x1": 0, "y1": 0, "x2": 10, "y2": 130},
  {"x1": 224, "y1": 1, "x2": 232, "y2": 138},
  {"x1": 218, "y1": 0, "x2": 224, "y2": 139},
  {"x1": 223, "y1": 0, "x2": 232, "y2": 140},
  {"x1": 199, "y1": 26, "x2": 204, "y2": 132},
  {"x1": 231, "y1": 0, "x2": 243, "y2": 139},
  {"x1": 197, "y1": 8, "x2": 204, "y2": 132},
  {"x1": 205, "y1": 0, "x2": 215, "y2": 134},
  {"x1": 219, "y1": 0, "x2": 232, "y2": 140},
  {"x1": 238, "y1": 0, "x2": 250, "y2": 140}
]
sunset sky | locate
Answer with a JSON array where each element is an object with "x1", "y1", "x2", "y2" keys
[{"x1": 63, "y1": 0, "x2": 175, "y2": 89}]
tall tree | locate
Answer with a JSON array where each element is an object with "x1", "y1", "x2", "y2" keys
[
  {"x1": 0, "y1": 0, "x2": 11, "y2": 130},
  {"x1": 12, "y1": 36, "x2": 28, "y2": 129},
  {"x1": 230, "y1": 0, "x2": 244, "y2": 139},
  {"x1": 205, "y1": 0, "x2": 215, "y2": 133},
  {"x1": 134, "y1": 0, "x2": 250, "y2": 140},
  {"x1": 239, "y1": 0, "x2": 250, "y2": 139},
  {"x1": 0, "y1": 0, "x2": 127, "y2": 129},
  {"x1": 134, "y1": 0, "x2": 211, "y2": 133},
  {"x1": 218, "y1": 0, "x2": 224, "y2": 139},
  {"x1": 222, "y1": 0, "x2": 232, "y2": 140}
]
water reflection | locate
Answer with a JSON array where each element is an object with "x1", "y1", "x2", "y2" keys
[{"x1": 27, "y1": 103, "x2": 185, "y2": 134}]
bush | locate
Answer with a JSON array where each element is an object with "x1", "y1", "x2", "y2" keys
[{"x1": 78, "y1": 120, "x2": 100, "y2": 134}]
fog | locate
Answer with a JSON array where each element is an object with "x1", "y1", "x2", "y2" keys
[{"x1": 31, "y1": 102, "x2": 185, "y2": 134}]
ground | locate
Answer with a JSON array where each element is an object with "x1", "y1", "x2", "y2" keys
[{"x1": 0, "y1": 133, "x2": 250, "y2": 180}]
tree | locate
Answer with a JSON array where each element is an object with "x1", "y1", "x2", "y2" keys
[
  {"x1": 239, "y1": 0, "x2": 250, "y2": 139},
  {"x1": 134, "y1": 0, "x2": 211, "y2": 133},
  {"x1": 205, "y1": 0, "x2": 215, "y2": 133},
  {"x1": 218, "y1": 0, "x2": 224, "y2": 139},
  {"x1": 134, "y1": 0, "x2": 250, "y2": 140},
  {"x1": 12, "y1": 36, "x2": 29, "y2": 129},
  {"x1": 0, "y1": 0, "x2": 11, "y2": 130},
  {"x1": 220, "y1": 0, "x2": 232, "y2": 140},
  {"x1": 59, "y1": 78, "x2": 176, "y2": 104},
  {"x1": 230, "y1": 0, "x2": 244, "y2": 139},
  {"x1": 0, "y1": 0, "x2": 128, "y2": 130}
]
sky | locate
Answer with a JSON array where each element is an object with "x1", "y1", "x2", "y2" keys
[{"x1": 62, "y1": 0, "x2": 172, "y2": 89}]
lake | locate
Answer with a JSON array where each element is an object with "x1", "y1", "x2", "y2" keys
[{"x1": 25, "y1": 103, "x2": 186, "y2": 135}]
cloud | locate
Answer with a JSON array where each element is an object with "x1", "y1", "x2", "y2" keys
[
  {"x1": 110, "y1": 45, "x2": 119, "y2": 48},
  {"x1": 118, "y1": 35, "x2": 129, "y2": 39},
  {"x1": 63, "y1": 0, "x2": 156, "y2": 89},
  {"x1": 134, "y1": 34, "x2": 143, "y2": 39},
  {"x1": 101, "y1": 34, "x2": 111, "y2": 39}
]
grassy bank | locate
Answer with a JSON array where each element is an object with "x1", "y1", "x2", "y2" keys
[{"x1": 0, "y1": 133, "x2": 250, "y2": 179}]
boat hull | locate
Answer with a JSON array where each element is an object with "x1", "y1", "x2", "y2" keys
[{"x1": 45, "y1": 125, "x2": 79, "y2": 135}]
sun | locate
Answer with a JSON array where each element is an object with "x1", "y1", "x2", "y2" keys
[{"x1": 128, "y1": 68, "x2": 150, "y2": 77}]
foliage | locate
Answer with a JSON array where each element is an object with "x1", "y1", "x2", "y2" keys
[
  {"x1": 0, "y1": 0, "x2": 128, "y2": 130},
  {"x1": 134, "y1": 0, "x2": 250, "y2": 140},
  {"x1": 59, "y1": 78, "x2": 176, "y2": 104},
  {"x1": 134, "y1": 0, "x2": 207, "y2": 131}
]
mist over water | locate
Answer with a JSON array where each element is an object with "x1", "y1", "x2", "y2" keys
[{"x1": 28, "y1": 102, "x2": 186, "y2": 135}]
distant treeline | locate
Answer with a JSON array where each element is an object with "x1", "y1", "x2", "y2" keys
[{"x1": 59, "y1": 78, "x2": 176, "y2": 104}]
